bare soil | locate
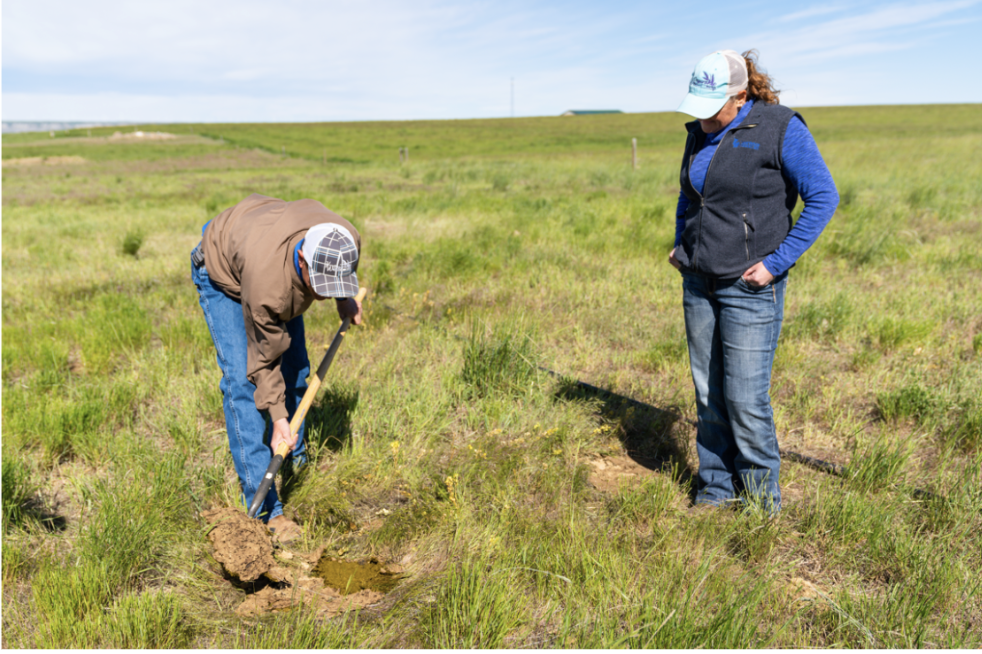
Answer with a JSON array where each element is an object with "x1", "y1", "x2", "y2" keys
[
  {"x1": 586, "y1": 454, "x2": 655, "y2": 493},
  {"x1": 235, "y1": 574, "x2": 385, "y2": 618},
  {"x1": 2, "y1": 156, "x2": 87, "y2": 167},
  {"x1": 203, "y1": 508, "x2": 399, "y2": 617}
]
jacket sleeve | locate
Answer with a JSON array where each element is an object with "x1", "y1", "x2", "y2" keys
[
  {"x1": 241, "y1": 298, "x2": 292, "y2": 423},
  {"x1": 763, "y1": 117, "x2": 839, "y2": 276}
]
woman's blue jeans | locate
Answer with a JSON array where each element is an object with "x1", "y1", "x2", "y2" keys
[
  {"x1": 191, "y1": 252, "x2": 309, "y2": 522},
  {"x1": 681, "y1": 270, "x2": 787, "y2": 511}
]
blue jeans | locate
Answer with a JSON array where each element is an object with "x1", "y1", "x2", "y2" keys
[
  {"x1": 191, "y1": 251, "x2": 309, "y2": 522},
  {"x1": 681, "y1": 270, "x2": 787, "y2": 511}
]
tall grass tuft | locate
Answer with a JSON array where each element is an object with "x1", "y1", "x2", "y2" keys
[
  {"x1": 121, "y1": 229, "x2": 144, "y2": 257},
  {"x1": 873, "y1": 317, "x2": 934, "y2": 352},
  {"x1": 876, "y1": 383, "x2": 946, "y2": 425},
  {"x1": 99, "y1": 592, "x2": 194, "y2": 648},
  {"x1": 459, "y1": 327, "x2": 537, "y2": 398},
  {"x1": 727, "y1": 504, "x2": 783, "y2": 563},
  {"x1": 944, "y1": 400, "x2": 982, "y2": 451},
  {"x1": 419, "y1": 556, "x2": 525, "y2": 647},
  {"x1": 847, "y1": 435, "x2": 911, "y2": 493},
  {"x1": 1, "y1": 456, "x2": 35, "y2": 532},
  {"x1": 33, "y1": 560, "x2": 115, "y2": 647},
  {"x1": 240, "y1": 607, "x2": 368, "y2": 648}
]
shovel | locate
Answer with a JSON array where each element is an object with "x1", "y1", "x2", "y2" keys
[{"x1": 247, "y1": 287, "x2": 368, "y2": 518}]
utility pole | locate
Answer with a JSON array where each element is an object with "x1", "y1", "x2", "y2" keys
[{"x1": 511, "y1": 77, "x2": 514, "y2": 118}]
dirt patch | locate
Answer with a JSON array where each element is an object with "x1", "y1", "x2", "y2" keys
[
  {"x1": 586, "y1": 454, "x2": 654, "y2": 493},
  {"x1": 203, "y1": 508, "x2": 400, "y2": 617},
  {"x1": 2, "y1": 156, "x2": 87, "y2": 167},
  {"x1": 312, "y1": 556, "x2": 404, "y2": 595},
  {"x1": 235, "y1": 574, "x2": 385, "y2": 617},
  {"x1": 203, "y1": 508, "x2": 275, "y2": 583},
  {"x1": 783, "y1": 576, "x2": 827, "y2": 604},
  {"x1": 109, "y1": 130, "x2": 176, "y2": 140}
]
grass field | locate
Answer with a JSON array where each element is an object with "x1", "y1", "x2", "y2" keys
[{"x1": 3, "y1": 105, "x2": 981, "y2": 647}]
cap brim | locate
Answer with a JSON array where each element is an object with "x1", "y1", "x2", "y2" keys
[
  {"x1": 676, "y1": 93, "x2": 727, "y2": 120},
  {"x1": 311, "y1": 271, "x2": 359, "y2": 299}
]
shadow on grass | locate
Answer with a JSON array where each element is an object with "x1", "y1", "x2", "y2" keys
[
  {"x1": 305, "y1": 384, "x2": 360, "y2": 453},
  {"x1": 553, "y1": 376, "x2": 696, "y2": 498},
  {"x1": 22, "y1": 499, "x2": 69, "y2": 533},
  {"x1": 223, "y1": 570, "x2": 289, "y2": 594},
  {"x1": 280, "y1": 384, "x2": 359, "y2": 508}
]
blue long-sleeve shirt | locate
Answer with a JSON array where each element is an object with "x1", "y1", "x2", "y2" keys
[{"x1": 674, "y1": 100, "x2": 838, "y2": 276}]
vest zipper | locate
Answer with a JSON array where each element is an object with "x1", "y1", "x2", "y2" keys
[
  {"x1": 692, "y1": 138, "x2": 722, "y2": 270},
  {"x1": 743, "y1": 212, "x2": 750, "y2": 260}
]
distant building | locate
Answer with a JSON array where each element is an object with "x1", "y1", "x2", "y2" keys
[{"x1": 561, "y1": 110, "x2": 624, "y2": 116}]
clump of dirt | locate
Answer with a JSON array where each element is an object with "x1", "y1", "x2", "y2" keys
[
  {"x1": 235, "y1": 575, "x2": 385, "y2": 617},
  {"x1": 312, "y1": 556, "x2": 404, "y2": 595},
  {"x1": 203, "y1": 508, "x2": 275, "y2": 583}
]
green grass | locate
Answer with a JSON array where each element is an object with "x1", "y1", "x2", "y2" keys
[{"x1": 2, "y1": 104, "x2": 981, "y2": 647}]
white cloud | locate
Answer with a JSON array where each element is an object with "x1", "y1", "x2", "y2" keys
[
  {"x1": 774, "y1": 4, "x2": 851, "y2": 24},
  {"x1": 3, "y1": 0, "x2": 980, "y2": 121},
  {"x1": 746, "y1": 0, "x2": 981, "y2": 63}
]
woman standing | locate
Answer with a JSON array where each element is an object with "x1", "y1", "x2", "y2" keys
[{"x1": 669, "y1": 50, "x2": 838, "y2": 512}]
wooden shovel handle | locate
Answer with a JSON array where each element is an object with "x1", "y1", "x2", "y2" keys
[{"x1": 287, "y1": 286, "x2": 368, "y2": 440}]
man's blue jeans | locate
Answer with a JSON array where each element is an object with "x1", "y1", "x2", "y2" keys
[
  {"x1": 191, "y1": 253, "x2": 309, "y2": 522},
  {"x1": 681, "y1": 270, "x2": 787, "y2": 511}
]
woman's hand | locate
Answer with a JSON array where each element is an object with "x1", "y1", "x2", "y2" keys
[
  {"x1": 742, "y1": 261, "x2": 775, "y2": 287},
  {"x1": 336, "y1": 297, "x2": 362, "y2": 325},
  {"x1": 270, "y1": 418, "x2": 296, "y2": 454},
  {"x1": 668, "y1": 248, "x2": 682, "y2": 270}
]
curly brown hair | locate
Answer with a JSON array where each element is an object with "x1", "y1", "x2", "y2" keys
[{"x1": 742, "y1": 49, "x2": 780, "y2": 104}]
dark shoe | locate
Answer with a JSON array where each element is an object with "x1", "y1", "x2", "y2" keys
[{"x1": 268, "y1": 515, "x2": 303, "y2": 545}]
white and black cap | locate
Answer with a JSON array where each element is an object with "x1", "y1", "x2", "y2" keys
[{"x1": 301, "y1": 223, "x2": 359, "y2": 298}]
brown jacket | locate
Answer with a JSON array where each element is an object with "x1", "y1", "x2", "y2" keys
[{"x1": 201, "y1": 194, "x2": 361, "y2": 423}]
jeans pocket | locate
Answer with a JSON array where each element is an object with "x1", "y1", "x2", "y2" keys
[{"x1": 739, "y1": 276, "x2": 768, "y2": 291}]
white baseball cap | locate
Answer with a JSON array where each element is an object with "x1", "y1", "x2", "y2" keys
[
  {"x1": 301, "y1": 223, "x2": 359, "y2": 298},
  {"x1": 676, "y1": 50, "x2": 748, "y2": 119}
]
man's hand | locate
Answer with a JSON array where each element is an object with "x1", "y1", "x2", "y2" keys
[
  {"x1": 336, "y1": 297, "x2": 362, "y2": 326},
  {"x1": 668, "y1": 247, "x2": 682, "y2": 270},
  {"x1": 270, "y1": 418, "x2": 297, "y2": 454},
  {"x1": 742, "y1": 261, "x2": 775, "y2": 287}
]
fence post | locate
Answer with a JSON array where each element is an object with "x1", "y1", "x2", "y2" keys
[
  {"x1": 405, "y1": 146, "x2": 409, "y2": 162},
  {"x1": 632, "y1": 138, "x2": 637, "y2": 170}
]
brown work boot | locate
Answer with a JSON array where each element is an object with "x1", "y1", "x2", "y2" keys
[{"x1": 267, "y1": 515, "x2": 303, "y2": 545}]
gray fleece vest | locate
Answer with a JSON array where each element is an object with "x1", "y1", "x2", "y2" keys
[{"x1": 676, "y1": 102, "x2": 802, "y2": 278}]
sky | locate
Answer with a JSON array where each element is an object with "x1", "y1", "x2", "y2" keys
[{"x1": 3, "y1": 0, "x2": 980, "y2": 122}]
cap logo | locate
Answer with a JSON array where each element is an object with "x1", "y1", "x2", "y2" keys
[
  {"x1": 693, "y1": 72, "x2": 719, "y2": 91},
  {"x1": 320, "y1": 261, "x2": 351, "y2": 273}
]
